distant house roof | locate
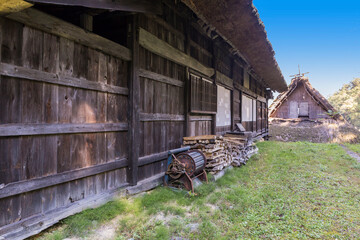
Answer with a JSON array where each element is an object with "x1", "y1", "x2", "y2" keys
[
  {"x1": 181, "y1": 0, "x2": 287, "y2": 92},
  {"x1": 269, "y1": 76, "x2": 339, "y2": 118}
]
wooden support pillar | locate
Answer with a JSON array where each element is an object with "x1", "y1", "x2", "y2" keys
[
  {"x1": 80, "y1": 13, "x2": 93, "y2": 32},
  {"x1": 211, "y1": 44, "x2": 217, "y2": 135},
  {"x1": 184, "y1": 21, "x2": 191, "y2": 137},
  {"x1": 230, "y1": 58, "x2": 235, "y2": 131},
  {"x1": 239, "y1": 91, "x2": 242, "y2": 124},
  {"x1": 184, "y1": 67, "x2": 191, "y2": 137},
  {"x1": 128, "y1": 14, "x2": 140, "y2": 186}
]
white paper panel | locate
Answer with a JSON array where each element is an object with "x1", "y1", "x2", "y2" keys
[
  {"x1": 242, "y1": 95, "x2": 253, "y2": 121},
  {"x1": 216, "y1": 85, "x2": 231, "y2": 126}
]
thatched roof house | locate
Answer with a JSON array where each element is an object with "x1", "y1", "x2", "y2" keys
[{"x1": 269, "y1": 76, "x2": 339, "y2": 119}]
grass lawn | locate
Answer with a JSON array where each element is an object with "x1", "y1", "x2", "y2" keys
[
  {"x1": 36, "y1": 141, "x2": 360, "y2": 240},
  {"x1": 345, "y1": 143, "x2": 360, "y2": 155}
]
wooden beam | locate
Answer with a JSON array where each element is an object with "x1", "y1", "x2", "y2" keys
[
  {"x1": 216, "y1": 71, "x2": 233, "y2": 89},
  {"x1": 0, "y1": 122, "x2": 128, "y2": 136},
  {"x1": 27, "y1": 0, "x2": 162, "y2": 14},
  {"x1": 0, "y1": 63, "x2": 129, "y2": 95},
  {"x1": 6, "y1": 8, "x2": 131, "y2": 61},
  {"x1": 128, "y1": 15, "x2": 140, "y2": 186},
  {"x1": 140, "y1": 113, "x2": 185, "y2": 122},
  {"x1": 190, "y1": 110, "x2": 217, "y2": 115},
  {"x1": 0, "y1": 170, "x2": 164, "y2": 240},
  {"x1": 138, "y1": 151, "x2": 168, "y2": 166},
  {"x1": 145, "y1": 14, "x2": 185, "y2": 40},
  {"x1": 126, "y1": 172, "x2": 164, "y2": 195},
  {"x1": 80, "y1": 13, "x2": 93, "y2": 31},
  {"x1": 234, "y1": 82, "x2": 257, "y2": 98},
  {"x1": 257, "y1": 95, "x2": 267, "y2": 103},
  {"x1": 138, "y1": 69, "x2": 184, "y2": 87},
  {"x1": 0, "y1": 183, "x2": 129, "y2": 239},
  {"x1": 0, "y1": 158, "x2": 128, "y2": 199},
  {"x1": 189, "y1": 115, "x2": 213, "y2": 121},
  {"x1": 189, "y1": 39, "x2": 212, "y2": 57},
  {"x1": 139, "y1": 28, "x2": 215, "y2": 77}
]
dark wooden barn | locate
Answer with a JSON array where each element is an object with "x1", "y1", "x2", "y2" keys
[
  {"x1": 0, "y1": 0, "x2": 287, "y2": 238},
  {"x1": 269, "y1": 75, "x2": 338, "y2": 119}
]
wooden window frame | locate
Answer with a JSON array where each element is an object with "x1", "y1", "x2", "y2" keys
[{"x1": 189, "y1": 72, "x2": 217, "y2": 114}]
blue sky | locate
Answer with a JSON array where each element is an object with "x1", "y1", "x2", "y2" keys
[{"x1": 253, "y1": 0, "x2": 360, "y2": 97}]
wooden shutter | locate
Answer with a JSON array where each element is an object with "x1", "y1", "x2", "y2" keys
[
  {"x1": 299, "y1": 102, "x2": 309, "y2": 117},
  {"x1": 289, "y1": 101, "x2": 298, "y2": 118}
]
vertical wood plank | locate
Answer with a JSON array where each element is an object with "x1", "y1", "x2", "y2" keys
[
  {"x1": 20, "y1": 26, "x2": 44, "y2": 220},
  {"x1": 128, "y1": 14, "x2": 140, "y2": 185},
  {"x1": 59, "y1": 38, "x2": 74, "y2": 77},
  {"x1": 1, "y1": 18, "x2": 23, "y2": 65},
  {"x1": 56, "y1": 37, "x2": 74, "y2": 208},
  {"x1": 0, "y1": 20, "x2": 23, "y2": 124},
  {"x1": 40, "y1": 32, "x2": 60, "y2": 213}
]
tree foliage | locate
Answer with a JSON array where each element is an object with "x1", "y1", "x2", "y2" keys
[{"x1": 328, "y1": 78, "x2": 360, "y2": 128}]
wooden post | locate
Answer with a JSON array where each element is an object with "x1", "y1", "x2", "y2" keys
[
  {"x1": 230, "y1": 58, "x2": 234, "y2": 131},
  {"x1": 184, "y1": 21, "x2": 191, "y2": 137},
  {"x1": 211, "y1": 43, "x2": 217, "y2": 135},
  {"x1": 128, "y1": 14, "x2": 140, "y2": 186},
  {"x1": 80, "y1": 14, "x2": 93, "y2": 32},
  {"x1": 239, "y1": 91, "x2": 242, "y2": 124}
]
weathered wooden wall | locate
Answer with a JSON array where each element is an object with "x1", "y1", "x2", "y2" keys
[
  {"x1": 0, "y1": 1, "x2": 271, "y2": 238},
  {"x1": 271, "y1": 82, "x2": 330, "y2": 119},
  {"x1": 0, "y1": 15, "x2": 130, "y2": 237}
]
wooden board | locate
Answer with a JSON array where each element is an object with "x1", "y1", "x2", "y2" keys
[
  {"x1": 139, "y1": 28, "x2": 214, "y2": 77},
  {"x1": 6, "y1": 8, "x2": 131, "y2": 61}
]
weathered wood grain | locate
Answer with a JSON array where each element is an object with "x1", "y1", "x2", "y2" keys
[
  {"x1": 0, "y1": 158, "x2": 128, "y2": 199},
  {"x1": 140, "y1": 113, "x2": 185, "y2": 122},
  {"x1": 189, "y1": 115, "x2": 213, "y2": 121},
  {"x1": 0, "y1": 123, "x2": 128, "y2": 136},
  {"x1": 0, "y1": 183, "x2": 129, "y2": 240},
  {"x1": 216, "y1": 71, "x2": 233, "y2": 89},
  {"x1": 128, "y1": 15, "x2": 140, "y2": 185},
  {"x1": 234, "y1": 82, "x2": 257, "y2": 98},
  {"x1": 0, "y1": 62, "x2": 129, "y2": 95},
  {"x1": 6, "y1": 8, "x2": 131, "y2": 61},
  {"x1": 138, "y1": 68, "x2": 184, "y2": 87},
  {"x1": 139, "y1": 28, "x2": 214, "y2": 77}
]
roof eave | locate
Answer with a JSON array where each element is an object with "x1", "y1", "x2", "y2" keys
[{"x1": 181, "y1": 0, "x2": 287, "y2": 92}]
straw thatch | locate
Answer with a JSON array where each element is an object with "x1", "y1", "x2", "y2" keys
[
  {"x1": 269, "y1": 76, "x2": 339, "y2": 118},
  {"x1": 181, "y1": 0, "x2": 287, "y2": 92}
]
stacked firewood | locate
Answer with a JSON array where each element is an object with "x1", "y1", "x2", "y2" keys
[
  {"x1": 223, "y1": 133, "x2": 258, "y2": 167},
  {"x1": 182, "y1": 134, "x2": 258, "y2": 174}
]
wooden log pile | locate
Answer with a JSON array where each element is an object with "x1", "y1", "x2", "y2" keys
[{"x1": 182, "y1": 134, "x2": 258, "y2": 174}]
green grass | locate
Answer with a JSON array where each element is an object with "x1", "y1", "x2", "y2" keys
[
  {"x1": 345, "y1": 143, "x2": 360, "y2": 155},
  {"x1": 36, "y1": 141, "x2": 360, "y2": 240}
]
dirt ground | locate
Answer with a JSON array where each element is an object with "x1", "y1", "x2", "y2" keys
[{"x1": 269, "y1": 118, "x2": 360, "y2": 143}]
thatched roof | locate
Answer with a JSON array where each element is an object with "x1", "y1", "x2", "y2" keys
[
  {"x1": 181, "y1": 0, "x2": 287, "y2": 92},
  {"x1": 269, "y1": 76, "x2": 338, "y2": 117}
]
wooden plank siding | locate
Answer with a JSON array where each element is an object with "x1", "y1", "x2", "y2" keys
[
  {"x1": 0, "y1": 15, "x2": 130, "y2": 231},
  {"x1": 0, "y1": 2, "x2": 271, "y2": 238}
]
